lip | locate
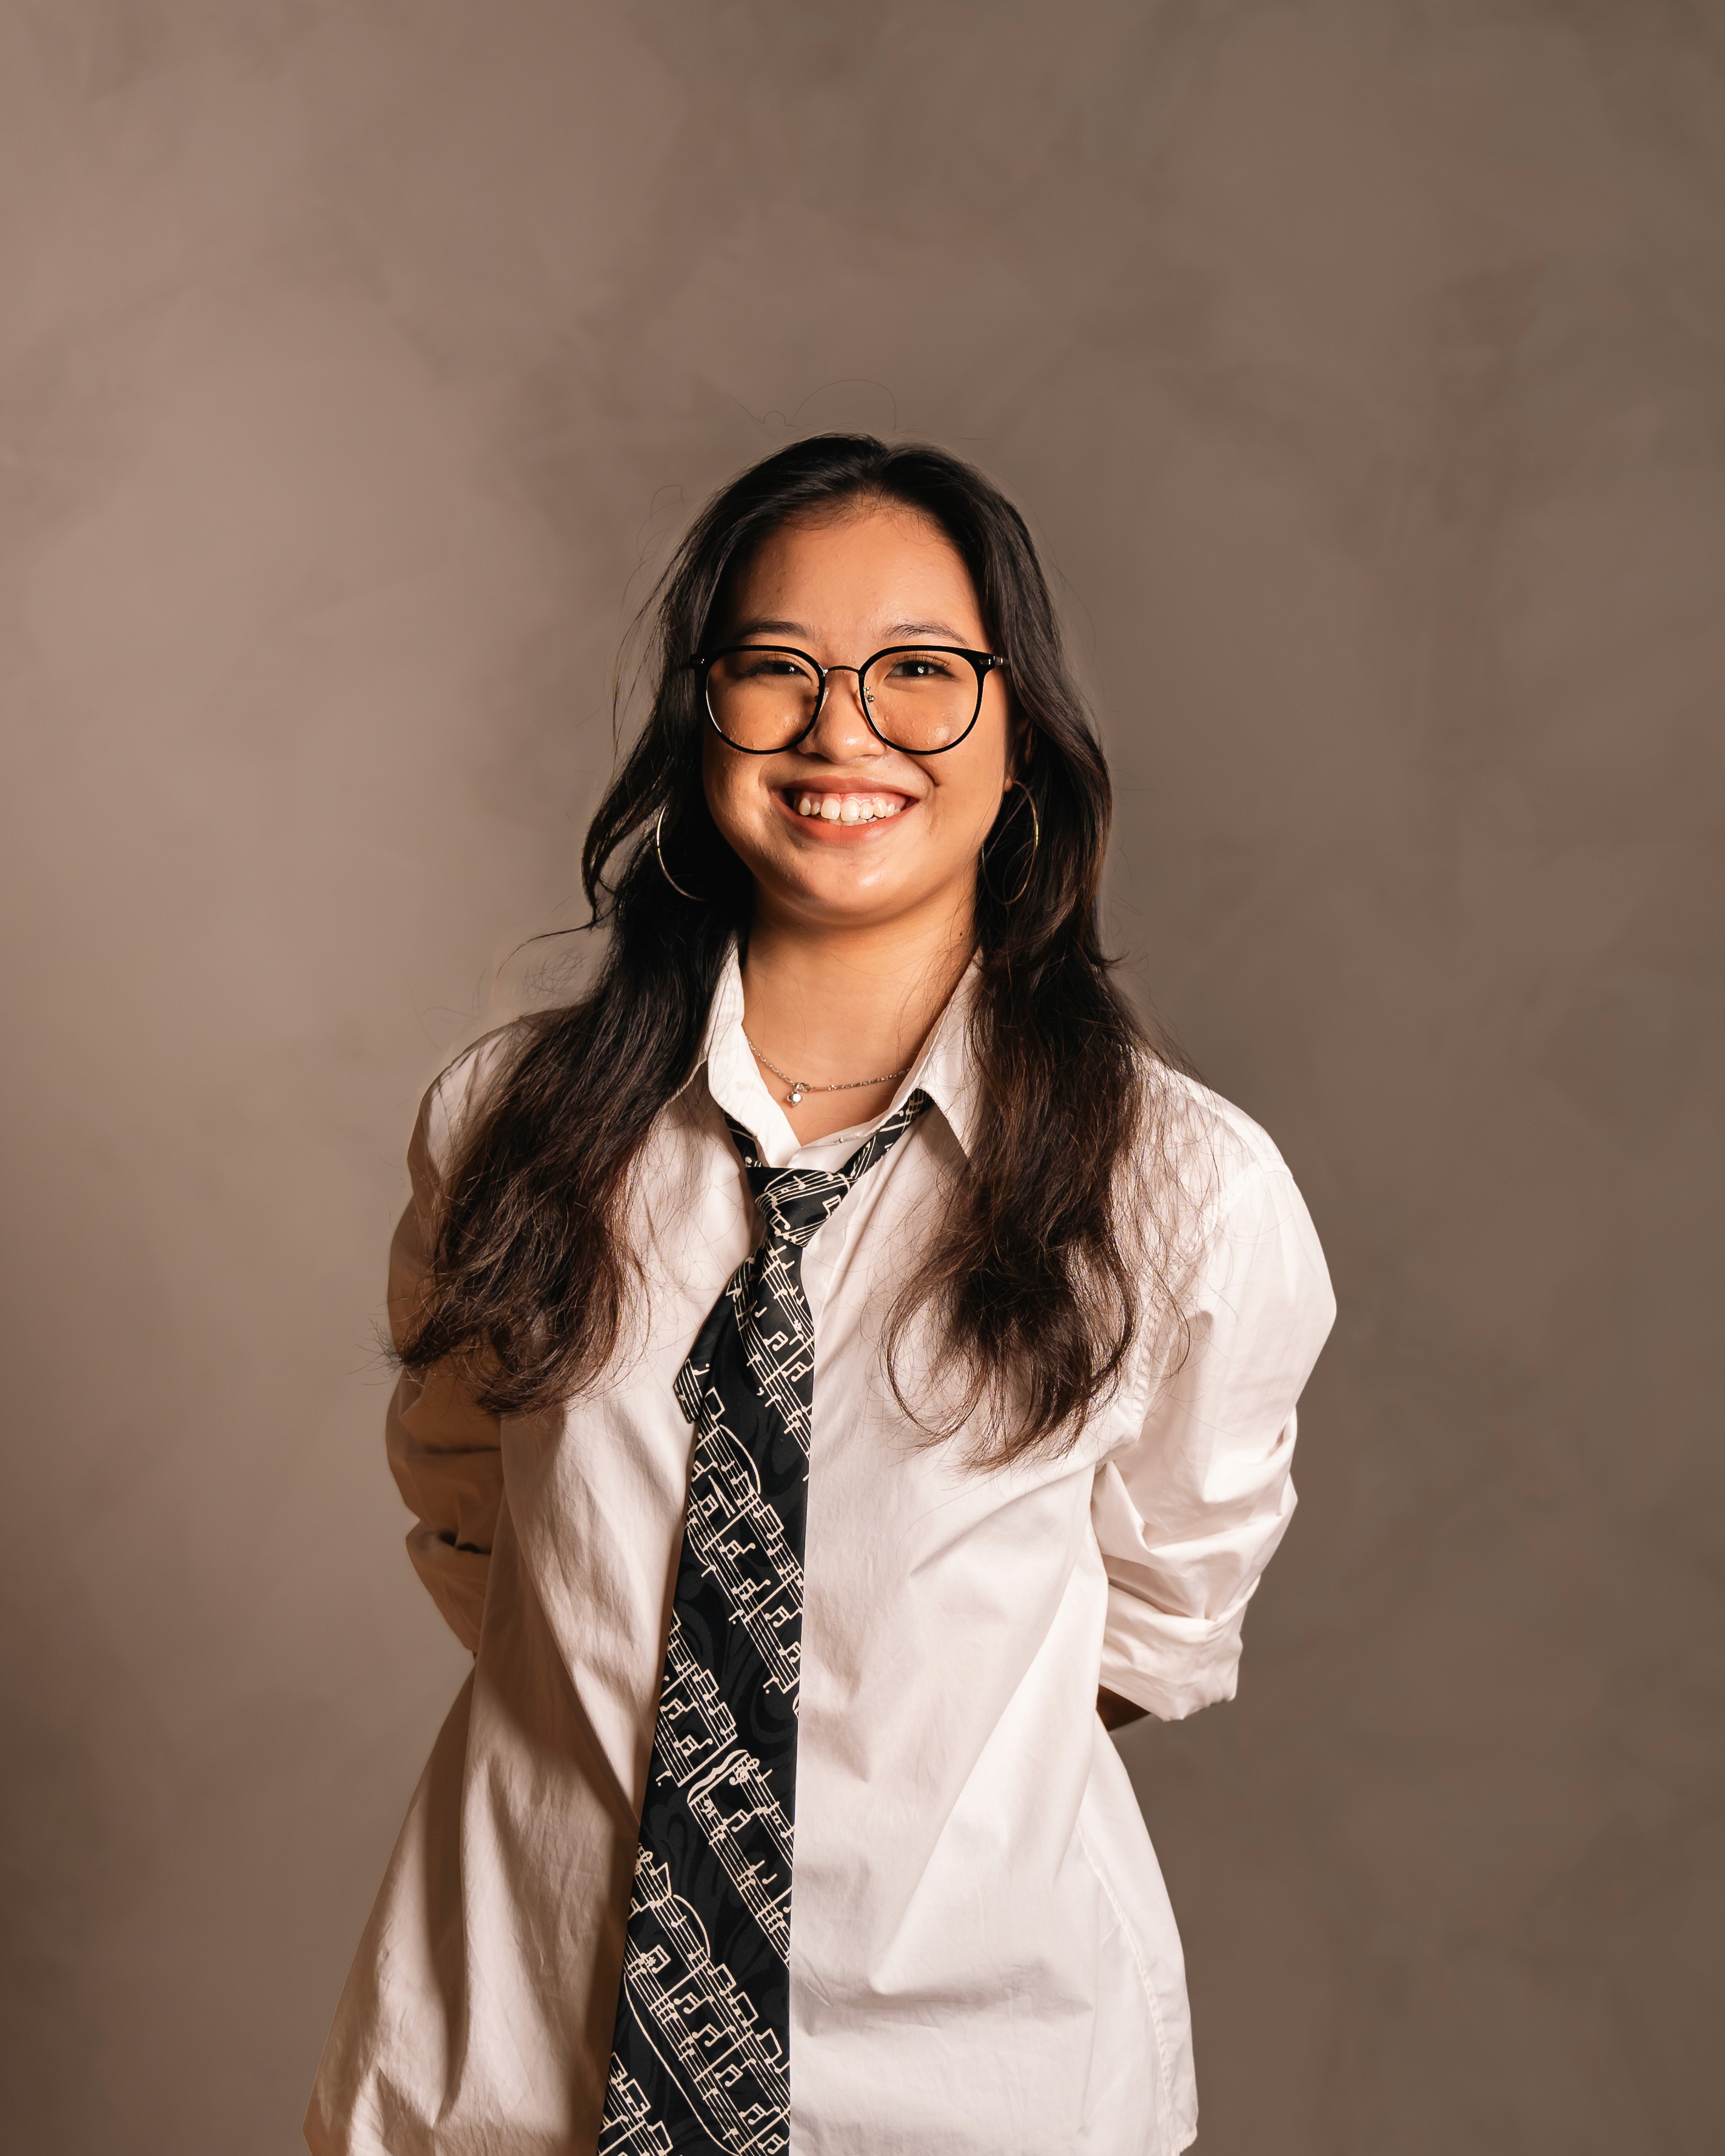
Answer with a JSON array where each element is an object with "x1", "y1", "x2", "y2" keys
[{"x1": 774, "y1": 778, "x2": 919, "y2": 843}]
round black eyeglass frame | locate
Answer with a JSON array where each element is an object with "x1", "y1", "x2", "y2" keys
[{"x1": 688, "y1": 643, "x2": 1007, "y2": 755}]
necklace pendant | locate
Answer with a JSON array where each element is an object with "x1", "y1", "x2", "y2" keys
[{"x1": 788, "y1": 1082, "x2": 806, "y2": 1106}]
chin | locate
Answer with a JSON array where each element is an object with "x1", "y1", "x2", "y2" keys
[{"x1": 773, "y1": 868, "x2": 908, "y2": 923}]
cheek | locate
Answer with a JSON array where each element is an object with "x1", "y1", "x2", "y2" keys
[
  {"x1": 702, "y1": 742, "x2": 756, "y2": 848},
  {"x1": 936, "y1": 782, "x2": 1007, "y2": 874},
  {"x1": 932, "y1": 727, "x2": 1013, "y2": 855}
]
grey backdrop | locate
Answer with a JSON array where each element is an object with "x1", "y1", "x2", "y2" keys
[{"x1": 2, "y1": 3, "x2": 1720, "y2": 2151}]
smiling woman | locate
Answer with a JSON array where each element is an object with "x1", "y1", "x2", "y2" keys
[{"x1": 306, "y1": 437, "x2": 1336, "y2": 2156}]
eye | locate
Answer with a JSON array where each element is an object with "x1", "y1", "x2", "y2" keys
[
  {"x1": 885, "y1": 652, "x2": 961, "y2": 681},
  {"x1": 733, "y1": 651, "x2": 815, "y2": 682}
]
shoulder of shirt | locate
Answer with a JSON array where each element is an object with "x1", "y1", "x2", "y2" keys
[
  {"x1": 1125, "y1": 1058, "x2": 1333, "y2": 1364},
  {"x1": 417, "y1": 1022, "x2": 531, "y2": 1183},
  {"x1": 1139, "y1": 1055, "x2": 1302, "y2": 1224}
]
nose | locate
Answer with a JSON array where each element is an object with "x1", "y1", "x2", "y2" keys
[{"x1": 799, "y1": 665, "x2": 883, "y2": 761}]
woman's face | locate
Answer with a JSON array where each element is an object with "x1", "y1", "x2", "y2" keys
[{"x1": 701, "y1": 501, "x2": 1014, "y2": 936}]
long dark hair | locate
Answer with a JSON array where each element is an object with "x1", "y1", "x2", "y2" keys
[{"x1": 400, "y1": 434, "x2": 1189, "y2": 1462}]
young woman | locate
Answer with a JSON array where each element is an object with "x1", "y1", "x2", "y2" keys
[{"x1": 307, "y1": 435, "x2": 1335, "y2": 2156}]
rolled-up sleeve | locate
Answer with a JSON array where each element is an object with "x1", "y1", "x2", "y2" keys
[
  {"x1": 384, "y1": 1062, "x2": 504, "y2": 1654},
  {"x1": 1094, "y1": 1156, "x2": 1336, "y2": 1721}
]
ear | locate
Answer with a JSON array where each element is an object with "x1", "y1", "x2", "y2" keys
[{"x1": 1007, "y1": 717, "x2": 1036, "y2": 784}]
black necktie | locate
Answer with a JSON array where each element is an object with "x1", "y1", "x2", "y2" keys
[{"x1": 600, "y1": 1091, "x2": 931, "y2": 2155}]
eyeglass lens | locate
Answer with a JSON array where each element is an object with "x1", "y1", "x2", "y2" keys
[{"x1": 704, "y1": 648, "x2": 981, "y2": 754}]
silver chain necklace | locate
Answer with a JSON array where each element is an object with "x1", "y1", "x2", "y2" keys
[{"x1": 744, "y1": 1030, "x2": 909, "y2": 1109}]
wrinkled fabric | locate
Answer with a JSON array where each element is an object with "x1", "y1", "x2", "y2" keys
[{"x1": 307, "y1": 956, "x2": 1335, "y2": 2156}]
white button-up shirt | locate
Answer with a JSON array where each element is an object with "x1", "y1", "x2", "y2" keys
[{"x1": 307, "y1": 954, "x2": 1335, "y2": 2156}]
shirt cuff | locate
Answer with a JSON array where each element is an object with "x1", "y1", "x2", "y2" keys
[
  {"x1": 1098, "y1": 1596, "x2": 1250, "y2": 1722},
  {"x1": 404, "y1": 1525, "x2": 490, "y2": 1655}
]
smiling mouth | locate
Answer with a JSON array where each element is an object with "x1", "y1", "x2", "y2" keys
[{"x1": 782, "y1": 788, "x2": 911, "y2": 826}]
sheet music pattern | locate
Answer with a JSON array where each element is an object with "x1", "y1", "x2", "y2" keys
[
  {"x1": 652, "y1": 1620, "x2": 794, "y2": 1956},
  {"x1": 601, "y1": 1093, "x2": 929, "y2": 2154},
  {"x1": 597, "y1": 2063, "x2": 674, "y2": 2155},
  {"x1": 678, "y1": 1415, "x2": 804, "y2": 1699},
  {"x1": 613, "y1": 1853, "x2": 789, "y2": 2155}
]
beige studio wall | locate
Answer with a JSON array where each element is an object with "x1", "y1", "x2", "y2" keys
[{"x1": 2, "y1": 3, "x2": 1721, "y2": 2151}]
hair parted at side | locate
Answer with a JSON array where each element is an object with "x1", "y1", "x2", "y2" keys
[{"x1": 398, "y1": 432, "x2": 1194, "y2": 1464}]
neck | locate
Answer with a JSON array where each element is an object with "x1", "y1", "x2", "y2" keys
[{"x1": 740, "y1": 898, "x2": 974, "y2": 1086}]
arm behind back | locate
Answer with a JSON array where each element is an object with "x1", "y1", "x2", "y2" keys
[{"x1": 383, "y1": 1046, "x2": 508, "y2": 1653}]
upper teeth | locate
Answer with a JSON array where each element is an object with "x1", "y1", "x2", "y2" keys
[{"x1": 794, "y1": 794, "x2": 905, "y2": 824}]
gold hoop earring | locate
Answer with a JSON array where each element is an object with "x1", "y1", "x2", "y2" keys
[
  {"x1": 982, "y1": 780, "x2": 1040, "y2": 906},
  {"x1": 653, "y1": 804, "x2": 705, "y2": 902}
]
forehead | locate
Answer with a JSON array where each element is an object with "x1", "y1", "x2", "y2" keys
[{"x1": 725, "y1": 501, "x2": 984, "y2": 641}]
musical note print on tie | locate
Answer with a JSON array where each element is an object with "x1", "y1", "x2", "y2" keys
[{"x1": 601, "y1": 1093, "x2": 930, "y2": 2155}]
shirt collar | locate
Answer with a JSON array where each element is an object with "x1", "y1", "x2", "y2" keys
[{"x1": 691, "y1": 941, "x2": 980, "y2": 1168}]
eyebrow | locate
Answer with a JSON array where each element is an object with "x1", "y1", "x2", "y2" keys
[{"x1": 725, "y1": 617, "x2": 969, "y2": 645}]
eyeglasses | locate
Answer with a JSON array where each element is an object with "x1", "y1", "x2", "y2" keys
[{"x1": 689, "y1": 643, "x2": 1006, "y2": 756}]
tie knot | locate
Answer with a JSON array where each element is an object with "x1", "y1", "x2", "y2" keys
[
  {"x1": 748, "y1": 1166, "x2": 850, "y2": 1247},
  {"x1": 719, "y1": 1090, "x2": 930, "y2": 1254}
]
